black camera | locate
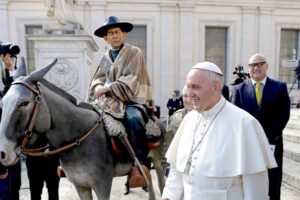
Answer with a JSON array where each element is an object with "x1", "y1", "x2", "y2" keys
[
  {"x1": 0, "y1": 43, "x2": 20, "y2": 57},
  {"x1": 230, "y1": 64, "x2": 250, "y2": 85}
]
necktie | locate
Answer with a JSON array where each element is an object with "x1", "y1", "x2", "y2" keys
[{"x1": 255, "y1": 82, "x2": 262, "y2": 106}]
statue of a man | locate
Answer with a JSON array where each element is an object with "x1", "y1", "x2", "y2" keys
[{"x1": 46, "y1": 0, "x2": 79, "y2": 25}]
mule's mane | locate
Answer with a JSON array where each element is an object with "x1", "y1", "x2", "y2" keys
[{"x1": 40, "y1": 78, "x2": 77, "y2": 105}]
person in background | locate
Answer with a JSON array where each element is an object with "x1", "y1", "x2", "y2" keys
[
  {"x1": 222, "y1": 84, "x2": 230, "y2": 101},
  {"x1": 0, "y1": 42, "x2": 21, "y2": 200},
  {"x1": 168, "y1": 85, "x2": 193, "y2": 143},
  {"x1": 231, "y1": 53, "x2": 290, "y2": 200},
  {"x1": 296, "y1": 100, "x2": 300, "y2": 108},
  {"x1": 164, "y1": 85, "x2": 193, "y2": 177},
  {"x1": 162, "y1": 62, "x2": 277, "y2": 200},
  {"x1": 25, "y1": 135, "x2": 60, "y2": 200},
  {"x1": 166, "y1": 90, "x2": 180, "y2": 117}
]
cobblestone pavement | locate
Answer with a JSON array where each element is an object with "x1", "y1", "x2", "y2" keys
[
  {"x1": 19, "y1": 161, "x2": 300, "y2": 200},
  {"x1": 19, "y1": 161, "x2": 161, "y2": 200}
]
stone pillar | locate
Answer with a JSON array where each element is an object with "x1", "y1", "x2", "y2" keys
[
  {"x1": 0, "y1": 0, "x2": 8, "y2": 41},
  {"x1": 159, "y1": 2, "x2": 177, "y2": 117},
  {"x1": 27, "y1": 28, "x2": 98, "y2": 102},
  {"x1": 241, "y1": 6, "x2": 258, "y2": 64},
  {"x1": 178, "y1": 3, "x2": 194, "y2": 87},
  {"x1": 258, "y1": 7, "x2": 275, "y2": 77}
]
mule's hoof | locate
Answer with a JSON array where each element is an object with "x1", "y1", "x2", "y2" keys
[
  {"x1": 142, "y1": 186, "x2": 148, "y2": 192},
  {"x1": 123, "y1": 184, "x2": 130, "y2": 195}
]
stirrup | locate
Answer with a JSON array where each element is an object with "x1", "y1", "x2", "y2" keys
[{"x1": 128, "y1": 165, "x2": 150, "y2": 188}]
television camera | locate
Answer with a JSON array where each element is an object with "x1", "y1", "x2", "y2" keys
[
  {"x1": 0, "y1": 43, "x2": 20, "y2": 58},
  {"x1": 230, "y1": 64, "x2": 250, "y2": 85}
]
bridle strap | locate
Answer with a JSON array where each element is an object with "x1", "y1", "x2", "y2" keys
[
  {"x1": 21, "y1": 120, "x2": 101, "y2": 157},
  {"x1": 12, "y1": 80, "x2": 40, "y2": 95},
  {"x1": 12, "y1": 81, "x2": 43, "y2": 153},
  {"x1": 12, "y1": 80, "x2": 101, "y2": 157}
]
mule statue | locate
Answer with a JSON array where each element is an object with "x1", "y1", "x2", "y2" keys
[{"x1": 0, "y1": 59, "x2": 166, "y2": 200}]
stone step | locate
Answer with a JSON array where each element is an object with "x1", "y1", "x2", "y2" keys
[
  {"x1": 284, "y1": 141, "x2": 300, "y2": 163},
  {"x1": 288, "y1": 109, "x2": 300, "y2": 120},
  {"x1": 284, "y1": 128, "x2": 300, "y2": 144},
  {"x1": 290, "y1": 109, "x2": 300, "y2": 118},
  {"x1": 283, "y1": 157, "x2": 300, "y2": 192},
  {"x1": 285, "y1": 122, "x2": 300, "y2": 131},
  {"x1": 281, "y1": 182, "x2": 300, "y2": 200}
]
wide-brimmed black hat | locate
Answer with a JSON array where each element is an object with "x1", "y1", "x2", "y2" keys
[{"x1": 94, "y1": 16, "x2": 133, "y2": 38}]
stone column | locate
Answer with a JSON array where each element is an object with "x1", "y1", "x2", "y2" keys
[
  {"x1": 241, "y1": 6, "x2": 258, "y2": 64},
  {"x1": 0, "y1": 0, "x2": 8, "y2": 41},
  {"x1": 258, "y1": 6, "x2": 275, "y2": 77},
  {"x1": 178, "y1": 3, "x2": 194, "y2": 87},
  {"x1": 27, "y1": 28, "x2": 98, "y2": 102},
  {"x1": 159, "y1": 2, "x2": 177, "y2": 117}
]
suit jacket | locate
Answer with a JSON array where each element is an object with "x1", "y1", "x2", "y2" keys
[
  {"x1": 167, "y1": 98, "x2": 179, "y2": 116},
  {"x1": 231, "y1": 77, "x2": 290, "y2": 157}
]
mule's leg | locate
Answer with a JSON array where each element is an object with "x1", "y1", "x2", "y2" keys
[
  {"x1": 74, "y1": 186, "x2": 93, "y2": 200},
  {"x1": 151, "y1": 158, "x2": 166, "y2": 195},
  {"x1": 93, "y1": 178, "x2": 113, "y2": 200},
  {"x1": 147, "y1": 184, "x2": 156, "y2": 200}
]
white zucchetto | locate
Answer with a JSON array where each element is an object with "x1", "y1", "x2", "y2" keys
[{"x1": 192, "y1": 62, "x2": 223, "y2": 76}]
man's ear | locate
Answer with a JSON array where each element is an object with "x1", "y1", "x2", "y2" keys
[
  {"x1": 123, "y1": 32, "x2": 127, "y2": 39},
  {"x1": 103, "y1": 36, "x2": 108, "y2": 42},
  {"x1": 214, "y1": 81, "x2": 223, "y2": 93}
]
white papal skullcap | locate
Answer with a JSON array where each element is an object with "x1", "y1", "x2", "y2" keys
[{"x1": 191, "y1": 62, "x2": 223, "y2": 76}]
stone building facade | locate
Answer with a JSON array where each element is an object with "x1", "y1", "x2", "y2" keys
[{"x1": 1, "y1": 0, "x2": 300, "y2": 117}]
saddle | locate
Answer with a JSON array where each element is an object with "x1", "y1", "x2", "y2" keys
[{"x1": 90, "y1": 102, "x2": 162, "y2": 156}]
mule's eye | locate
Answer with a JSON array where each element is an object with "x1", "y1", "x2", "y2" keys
[{"x1": 20, "y1": 102, "x2": 29, "y2": 107}]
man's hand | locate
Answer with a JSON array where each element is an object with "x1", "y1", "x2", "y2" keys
[
  {"x1": 94, "y1": 87, "x2": 109, "y2": 100},
  {"x1": 3, "y1": 54, "x2": 14, "y2": 71},
  {"x1": 0, "y1": 169, "x2": 8, "y2": 179}
]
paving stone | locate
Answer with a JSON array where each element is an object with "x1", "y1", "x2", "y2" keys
[
  {"x1": 283, "y1": 157, "x2": 300, "y2": 193},
  {"x1": 284, "y1": 141, "x2": 300, "y2": 162}
]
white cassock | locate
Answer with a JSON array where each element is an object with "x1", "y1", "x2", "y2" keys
[{"x1": 162, "y1": 97, "x2": 277, "y2": 200}]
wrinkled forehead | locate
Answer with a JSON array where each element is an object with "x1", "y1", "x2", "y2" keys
[{"x1": 249, "y1": 54, "x2": 267, "y2": 64}]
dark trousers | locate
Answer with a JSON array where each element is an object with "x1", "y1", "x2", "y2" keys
[
  {"x1": 268, "y1": 148, "x2": 283, "y2": 200},
  {"x1": 124, "y1": 104, "x2": 149, "y2": 165},
  {"x1": 26, "y1": 155, "x2": 60, "y2": 200},
  {"x1": 0, "y1": 161, "x2": 21, "y2": 200}
]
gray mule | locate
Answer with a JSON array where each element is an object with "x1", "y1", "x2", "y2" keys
[{"x1": 0, "y1": 59, "x2": 166, "y2": 200}]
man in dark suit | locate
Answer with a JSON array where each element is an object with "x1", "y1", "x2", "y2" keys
[
  {"x1": 166, "y1": 90, "x2": 180, "y2": 117},
  {"x1": 222, "y1": 84, "x2": 230, "y2": 101},
  {"x1": 231, "y1": 53, "x2": 290, "y2": 200}
]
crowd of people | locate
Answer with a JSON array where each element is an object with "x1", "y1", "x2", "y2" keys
[{"x1": 0, "y1": 14, "x2": 292, "y2": 200}]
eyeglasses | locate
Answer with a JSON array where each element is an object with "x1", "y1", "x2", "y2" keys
[
  {"x1": 106, "y1": 30, "x2": 122, "y2": 37},
  {"x1": 248, "y1": 62, "x2": 266, "y2": 68}
]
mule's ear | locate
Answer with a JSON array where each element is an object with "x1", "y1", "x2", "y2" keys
[
  {"x1": 14, "y1": 57, "x2": 27, "y2": 79},
  {"x1": 26, "y1": 58, "x2": 58, "y2": 83}
]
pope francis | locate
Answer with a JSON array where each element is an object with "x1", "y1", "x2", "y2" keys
[{"x1": 161, "y1": 62, "x2": 277, "y2": 200}]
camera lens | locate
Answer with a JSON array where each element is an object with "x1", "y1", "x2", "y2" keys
[{"x1": 9, "y1": 45, "x2": 20, "y2": 56}]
